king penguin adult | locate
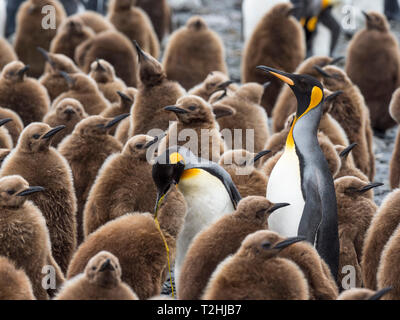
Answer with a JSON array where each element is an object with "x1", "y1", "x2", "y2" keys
[
  {"x1": 152, "y1": 146, "x2": 241, "y2": 282},
  {"x1": 257, "y1": 65, "x2": 339, "y2": 278}
]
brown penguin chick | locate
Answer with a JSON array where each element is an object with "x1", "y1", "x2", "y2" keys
[
  {"x1": 0, "y1": 175, "x2": 64, "y2": 300},
  {"x1": 50, "y1": 16, "x2": 95, "y2": 63},
  {"x1": 319, "y1": 65, "x2": 375, "y2": 181},
  {"x1": 68, "y1": 185, "x2": 187, "y2": 300},
  {"x1": 178, "y1": 196, "x2": 289, "y2": 300},
  {"x1": 163, "y1": 16, "x2": 228, "y2": 91},
  {"x1": 75, "y1": 11, "x2": 115, "y2": 34},
  {"x1": 334, "y1": 144, "x2": 369, "y2": 183},
  {"x1": 241, "y1": 3, "x2": 305, "y2": 114},
  {"x1": 0, "y1": 256, "x2": 35, "y2": 300},
  {"x1": 0, "y1": 107, "x2": 23, "y2": 146},
  {"x1": 89, "y1": 59, "x2": 126, "y2": 104},
  {"x1": 52, "y1": 72, "x2": 110, "y2": 115},
  {"x1": 337, "y1": 287, "x2": 392, "y2": 300},
  {"x1": 0, "y1": 37, "x2": 17, "y2": 71},
  {"x1": 159, "y1": 95, "x2": 233, "y2": 162},
  {"x1": 0, "y1": 61, "x2": 50, "y2": 126},
  {"x1": 0, "y1": 118, "x2": 13, "y2": 149},
  {"x1": 75, "y1": 30, "x2": 138, "y2": 87},
  {"x1": 334, "y1": 177, "x2": 381, "y2": 287},
  {"x1": 213, "y1": 82, "x2": 270, "y2": 153},
  {"x1": 389, "y1": 88, "x2": 400, "y2": 189},
  {"x1": 218, "y1": 150, "x2": 269, "y2": 198},
  {"x1": 136, "y1": 0, "x2": 171, "y2": 42},
  {"x1": 362, "y1": 189, "x2": 400, "y2": 290},
  {"x1": 346, "y1": 11, "x2": 400, "y2": 133},
  {"x1": 43, "y1": 98, "x2": 88, "y2": 147},
  {"x1": 272, "y1": 56, "x2": 343, "y2": 133},
  {"x1": 0, "y1": 123, "x2": 77, "y2": 274},
  {"x1": 130, "y1": 42, "x2": 185, "y2": 136},
  {"x1": 55, "y1": 251, "x2": 138, "y2": 300},
  {"x1": 14, "y1": 0, "x2": 66, "y2": 78},
  {"x1": 38, "y1": 50, "x2": 81, "y2": 102},
  {"x1": 0, "y1": 149, "x2": 11, "y2": 168},
  {"x1": 107, "y1": 0, "x2": 160, "y2": 59},
  {"x1": 188, "y1": 71, "x2": 237, "y2": 102},
  {"x1": 83, "y1": 134, "x2": 157, "y2": 237},
  {"x1": 58, "y1": 115, "x2": 126, "y2": 243},
  {"x1": 202, "y1": 230, "x2": 309, "y2": 300}
]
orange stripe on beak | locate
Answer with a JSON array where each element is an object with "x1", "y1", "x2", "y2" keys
[{"x1": 270, "y1": 71, "x2": 295, "y2": 86}]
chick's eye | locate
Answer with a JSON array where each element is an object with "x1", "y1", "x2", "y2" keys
[
  {"x1": 32, "y1": 134, "x2": 40, "y2": 140},
  {"x1": 92, "y1": 267, "x2": 96, "y2": 271},
  {"x1": 7, "y1": 190, "x2": 15, "y2": 195},
  {"x1": 135, "y1": 143, "x2": 144, "y2": 149},
  {"x1": 188, "y1": 106, "x2": 197, "y2": 111}
]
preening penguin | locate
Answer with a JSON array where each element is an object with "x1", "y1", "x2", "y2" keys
[
  {"x1": 202, "y1": 230, "x2": 309, "y2": 300},
  {"x1": 258, "y1": 66, "x2": 339, "y2": 279},
  {"x1": 1, "y1": 123, "x2": 77, "y2": 274},
  {"x1": 152, "y1": 146, "x2": 242, "y2": 280},
  {"x1": 0, "y1": 37, "x2": 17, "y2": 71},
  {"x1": 178, "y1": 196, "x2": 289, "y2": 300},
  {"x1": 55, "y1": 251, "x2": 138, "y2": 300},
  {"x1": 338, "y1": 287, "x2": 393, "y2": 300}
]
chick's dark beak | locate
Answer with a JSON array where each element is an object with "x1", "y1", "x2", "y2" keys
[
  {"x1": 99, "y1": 259, "x2": 115, "y2": 272},
  {"x1": 273, "y1": 236, "x2": 306, "y2": 250},
  {"x1": 164, "y1": 106, "x2": 189, "y2": 114},
  {"x1": 358, "y1": 182, "x2": 384, "y2": 193},
  {"x1": 0, "y1": 118, "x2": 13, "y2": 127},
  {"x1": 16, "y1": 186, "x2": 45, "y2": 196},
  {"x1": 42, "y1": 125, "x2": 66, "y2": 139},
  {"x1": 268, "y1": 202, "x2": 290, "y2": 213},
  {"x1": 133, "y1": 40, "x2": 148, "y2": 61},
  {"x1": 17, "y1": 65, "x2": 30, "y2": 78},
  {"x1": 104, "y1": 113, "x2": 130, "y2": 129}
]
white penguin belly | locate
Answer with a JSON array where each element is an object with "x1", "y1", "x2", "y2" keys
[
  {"x1": 175, "y1": 169, "x2": 234, "y2": 279},
  {"x1": 266, "y1": 149, "x2": 305, "y2": 237}
]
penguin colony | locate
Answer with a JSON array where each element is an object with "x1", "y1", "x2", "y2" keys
[{"x1": 1, "y1": 0, "x2": 400, "y2": 301}]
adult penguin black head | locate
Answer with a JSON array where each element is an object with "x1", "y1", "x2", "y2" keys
[{"x1": 152, "y1": 146, "x2": 241, "y2": 213}]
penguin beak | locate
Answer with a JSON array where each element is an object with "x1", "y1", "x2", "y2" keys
[
  {"x1": 37, "y1": 47, "x2": 55, "y2": 67},
  {"x1": 104, "y1": 113, "x2": 130, "y2": 129},
  {"x1": 16, "y1": 186, "x2": 45, "y2": 196},
  {"x1": 144, "y1": 134, "x2": 165, "y2": 149},
  {"x1": 117, "y1": 91, "x2": 133, "y2": 104},
  {"x1": 17, "y1": 65, "x2": 30, "y2": 79},
  {"x1": 0, "y1": 118, "x2": 12, "y2": 127},
  {"x1": 313, "y1": 65, "x2": 332, "y2": 78},
  {"x1": 368, "y1": 287, "x2": 392, "y2": 300},
  {"x1": 96, "y1": 59, "x2": 106, "y2": 72},
  {"x1": 325, "y1": 90, "x2": 343, "y2": 103},
  {"x1": 64, "y1": 108, "x2": 76, "y2": 116},
  {"x1": 99, "y1": 259, "x2": 115, "y2": 272},
  {"x1": 256, "y1": 66, "x2": 295, "y2": 86},
  {"x1": 362, "y1": 11, "x2": 371, "y2": 22},
  {"x1": 358, "y1": 182, "x2": 384, "y2": 193},
  {"x1": 268, "y1": 202, "x2": 290, "y2": 213},
  {"x1": 248, "y1": 150, "x2": 271, "y2": 166},
  {"x1": 263, "y1": 81, "x2": 272, "y2": 90},
  {"x1": 133, "y1": 40, "x2": 148, "y2": 62},
  {"x1": 339, "y1": 143, "x2": 357, "y2": 158},
  {"x1": 216, "y1": 80, "x2": 234, "y2": 91},
  {"x1": 330, "y1": 56, "x2": 345, "y2": 65},
  {"x1": 59, "y1": 71, "x2": 75, "y2": 87},
  {"x1": 42, "y1": 125, "x2": 66, "y2": 139},
  {"x1": 164, "y1": 106, "x2": 189, "y2": 114},
  {"x1": 273, "y1": 236, "x2": 306, "y2": 250}
]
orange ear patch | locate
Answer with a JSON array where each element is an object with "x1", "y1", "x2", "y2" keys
[
  {"x1": 181, "y1": 168, "x2": 201, "y2": 180},
  {"x1": 169, "y1": 152, "x2": 184, "y2": 164}
]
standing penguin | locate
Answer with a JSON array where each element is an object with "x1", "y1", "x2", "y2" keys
[
  {"x1": 0, "y1": 37, "x2": 17, "y2": 71},
  {"x1": 136, "y1": 0, "x2": 171, "y2": 41},
  {"x1": 0, "y1": 61, "x2": 50, "y2": 126},
  {"x1": 107, "y1": 0, "x2": 160, "y2": 59},
  {"x1": 257, "y1": 66, "x2": 339, "y2": 279},
  {"x1": 14, "y1": 0, "x2": 66, "y2": 78},
  {"x1": 163, "y1": 16, "x2": 228, "y2": 91},
  {"x1": 58, "y1": 115, "x2": 127, "y2": 243},
  {"x1": 389, "y1": 88, "x2": 400, "y2": 189},
  {"x1": 242, "y1": 3, "x2": 306, "y2": 114},
  {"x1": 202, "y1": 230, "x2": 309, "y2": 300},
  {"x1": 74, "y1": 11, "x2": 115, "y2": 34},
  {"x1": 346, "y1": 11, "x2": 400, "y2": 134},
  {"x1": 1, "y1": 123, "x2": 77, "y2": 273},
  {"x1": 152, "y1": 146, "x2": 242, "y2": 281}
]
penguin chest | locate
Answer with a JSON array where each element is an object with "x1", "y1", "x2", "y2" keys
[{"x1": 266, "y1": 148, "x2": 305, "y2": 237}]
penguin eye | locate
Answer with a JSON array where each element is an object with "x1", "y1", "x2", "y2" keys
[
  {"x1": 135, "y1": 143, "x2": 144, "y2": 149},
  {"x1": 7, "y1": 190, "x2": 15, "y2": 195},
  {"x1": 32, "y1": 134, "x2": 41, "y2": 140},
  {"x1": 188, "y1": 106, "x2": 197, "y2": 111},
  {"x1": 92, "y1": 266, "x2": 96, "y2": 271}
]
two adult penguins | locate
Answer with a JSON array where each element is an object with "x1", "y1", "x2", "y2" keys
[{"x1": 257, "y1": 66, "x2": 339, "y2": 279}]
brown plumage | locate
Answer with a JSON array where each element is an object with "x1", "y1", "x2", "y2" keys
[
  {"x1": 0, "y1": 256, "x2": 35, "y2": 300},
  {"x1": 68, "y1": 185, "x2": 187, "y2": 300},
  {"x1": 320, "y1": 65, "x2": 375, "y2": 181},
  {"x1": 107, "y1": 0, "x2": 159, "y2": 59},
  {"x1": 163, "y1": 16, "x2": 228, "y2": 90},
  {"x1": 362, "y1": 189, "x2": 400, "y2": 290},
  {"x1": 0, "y1": 119, "x2": 13, "y2": 149},
  {"x1": 0, "y1": 149, "x2": 11, "y2": 168},
  {"x1": 389, "y1": 88, "x2": 400, "y2": 189},
  {"x1": 178, "y1": 196, "x2": 287, "y2": 300},
  {"x1": 0, "y1": 175, "x2": 64, "y2": 300},
  {"x1": 0, "y1": 123, "x2": 77, "y2": 274},
  {"x1": 130, "y1": 42, "x2": 185, "y2": 136},
  {"x1": 50, "y1": 16, "x2": 95, "y2": 63},
  {"x1": 43, "y1": 98, "x2": 88, "y2": 147},
  {"x1": 241, "y1": 3, "x2": 305, "y2": 114},
  {"x1": 14, "y1": 0, "x2": 66, "y2": 78},
  {"x1": 159, "y1": 95, "x2": 232, "y2": 162},
  {"x1": 218, "y1": 150, "x2": 268, "y2": 198},
  {"x1": 58, "y1": 115, "x2": 125, "y2": 243},
  {"x1": 213, "y1": 83, "x2": 270, "y2": 153},
  {"x1": 83, "y1": 134, "x2": 157, "y2": 237},
  {"x1": 55, "y1": 251, "x2": 138, "y2": 300},
  {"x1": 136, "y1": 0, "x2": 171, "y2": 41},
  {"x1": 89, "y1": 59, "x2": 126, "y2": 104},
  {"x1": 346, "y1": 11, "x2": 400, "y2": 133},
  {"x1": 75, "y1": 30, "x2": 138, "y2": 87},
  {"x1": 335, "y1": 177, "x2": 380, "y2": 287},
  {"x1": 202, "y1": 230, "x2": 309, "y2": 300},
  {"x1": 0, "y1": 108, "x2": 23, "y2": 146},
  {"x1": 52, "y1": 72, "x2": 110, "y2": 115},
  {"x1": 338, "y1": 288, "x2": 392, "y2": 300},
  {"x1": 0, "y1": 61, "x2": 50, "y2": 126},
  {"x1": 74, "y1": 11, "x2": 115, "y2": 34},
  {"x1": 0, "y1": 37, "x2": 17, "y2": 71},
  {"x1": 334, "y1": 144, "x2": 369, "y2": 183}
]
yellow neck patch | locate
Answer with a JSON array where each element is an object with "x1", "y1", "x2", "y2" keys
[
  {"x1": 322, "y1": 0, "x2": 332, "y2": 9},
  {"x1": 181, "y1": 168, "x2": 201, "y2": 180},
  {"x1": 307, "y1": 16, "x2": 319, "y2": 32},
  {"x1": 169, "y1": 152, "x2": 184, "y2": 164}
]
